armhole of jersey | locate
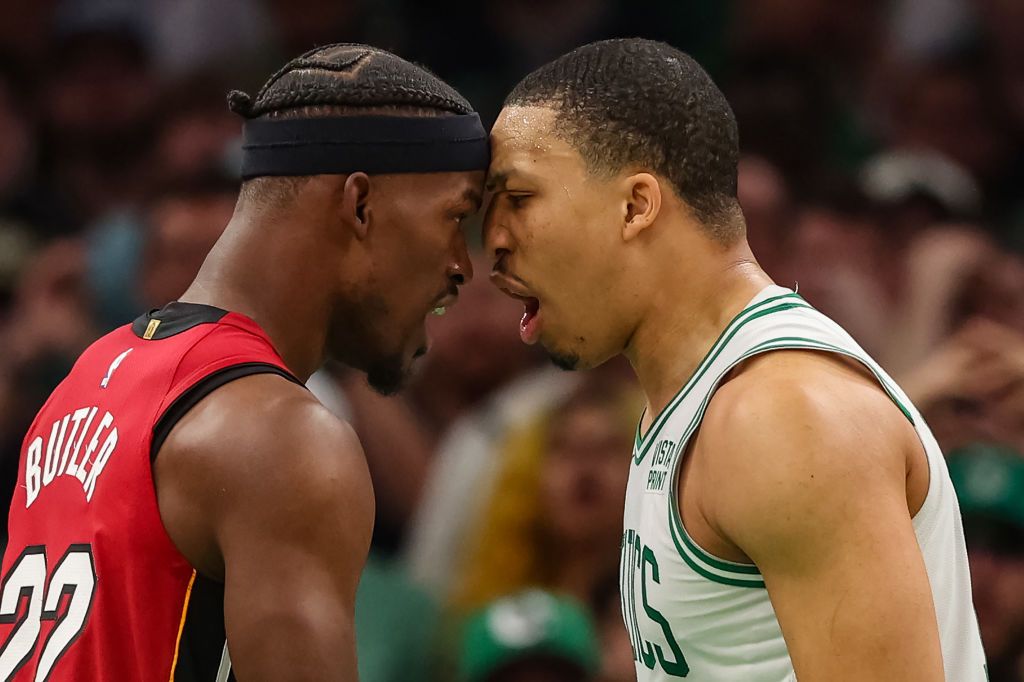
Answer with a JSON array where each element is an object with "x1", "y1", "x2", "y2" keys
[
  {"x1": 151, "y1": 362, "x2": 303, "y2": 463},
  {"x1": 170, "y1": 572, "x2": 235, "y2": 682}
]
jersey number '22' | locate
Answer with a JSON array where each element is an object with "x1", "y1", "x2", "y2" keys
[{"x1": 0, "y1": 545, "x2": 97, "y2": 681}]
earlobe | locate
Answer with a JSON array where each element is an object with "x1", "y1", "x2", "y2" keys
[
  {"x1": 622, "y1": 173, "x2": 662, "y2": 242},
  {"x1": 342, "y1": 172, "x2": 371, "y2": 239}
]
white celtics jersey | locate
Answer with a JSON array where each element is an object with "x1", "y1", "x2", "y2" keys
[{"x1": 620, "y1": 285, "x2": 986, "y2": 681}]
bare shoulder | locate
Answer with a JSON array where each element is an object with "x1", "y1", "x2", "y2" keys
[
  {"x1": 693, "y1": 350, "x2": 915, "y2": 559},
  {"x1": 164, "y1": 372, "x2": 369, "y2": 484},
  {"x1": 155, "y1": 373, "x2": 374, "y2": 576},
  {"x1": 700, "y1": 349, "x2": 912, "y2": 467}
]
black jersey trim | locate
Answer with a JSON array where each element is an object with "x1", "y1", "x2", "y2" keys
[
  {"x1": 151, "y1": 362, "x2": 303, "y2": 462},
  {"x1": 132, "y1": 302, "x2": 230, "y2": 340},
  {"x1": 171, "y1": 573, "x2": 235, "y2": 682}
]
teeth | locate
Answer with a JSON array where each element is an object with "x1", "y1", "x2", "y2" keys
[{"x1": 432, "y1": 306, "x2": 446, "y2": 316}]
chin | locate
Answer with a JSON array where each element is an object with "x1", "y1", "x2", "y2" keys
[
  {"x1": 364, "y1": 355, "x2": 413, "y2": 396},
  {"x1": 542, "y1": 332, "x2": 617, "y2": 372},
  {"x1": 547, "y1": 350, "x2": 582, "y2": 371},
  {"x1": 542, "y1": 335, "x2": 589, "y2": 372}
]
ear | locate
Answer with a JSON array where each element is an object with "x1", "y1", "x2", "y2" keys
[
  {"x1": 622, "y1": 173, "x2": 662, "y2": 242},
  {"x1": 341, "y1": 172, "x2": 371, "y2": 240}
]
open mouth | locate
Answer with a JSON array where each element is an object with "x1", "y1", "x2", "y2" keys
[
  {"x1": 520, "y1": 296, "x2": 540, "y2": 344},
  {"x1": 430, "y1": 290, "x2": 459, "y2": 317},
  {"x1": 491, "y1": 274, "x2": 543, "y2": 345}
]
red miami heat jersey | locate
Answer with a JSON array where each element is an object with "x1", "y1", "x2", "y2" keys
[{"x1": 0, "y1": 302, "x2": 301, "y2": 681}]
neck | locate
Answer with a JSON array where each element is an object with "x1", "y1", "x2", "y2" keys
[
  {"x1": 624, "y1": 240, "x2": 773, "y2": 424},
  {"x1": 179, "y1": 212, "x2": 331, "y2": 382}
]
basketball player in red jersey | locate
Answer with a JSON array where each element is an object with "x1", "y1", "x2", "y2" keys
[{"x1": 0, "y1": 44, "x2": 487, "y2": 681}]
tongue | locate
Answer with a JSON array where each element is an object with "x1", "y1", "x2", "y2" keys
[{"x1": 520, "y1": 298, "x2": 540, "y2": 345}]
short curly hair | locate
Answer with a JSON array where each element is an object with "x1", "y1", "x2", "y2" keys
[{"x1": 505, "y1": 38, "x2": 743, "y2": 240}]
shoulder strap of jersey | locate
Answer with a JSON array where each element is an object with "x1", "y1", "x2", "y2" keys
[
  {"x1": 151, "y1": 361, "x2": 301, "y2": 461},
  {"x1": 139, "y1": 305, "x2": 304, "y2": 462},
  {"x1": 719, "y1": 300, "x2": 917, "y2": 426}
]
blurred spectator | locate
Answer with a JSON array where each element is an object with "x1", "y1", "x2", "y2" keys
[
  {"x1": 0, "y1": 0, "x2": 57, "y2": 62},
  {"x1": 153, "y1": 73, "x2": 242, "y2": 180},
  {"x1": 885, "y1": 225, "x2": 995, "y2": 372},
  {"x1": 137, "y1": 172, "x2": 235, "y2": 308},
  {"x1": 888, "y1": 0, "x2": 976, "y2": 62},
  {"x1": 0, "y1": 52, "x2": 45, "y2": 311},
  {"x1": 355, "y1": 553, "x2": 438, "y2": 682},
  {"x1": 3, "y1": 238, "x2": 96, "y2": 387},
  {"x1": 901, "y1": 319, "x2": 1024, "y2": 453},
  {"x1": 949, "y1": 446, "x2": 1024, "y2": 681},
  {"x1": 403, "y1": 0, "x2": 709, "y2": 124},
  {"x1": 145, "y1": 0, "x2": 273, "y2": 78},
  {"x1": 458, "y1": 590, "x2": 600, "y2": 682},
  {"x1": 405, "y1": 362, "x2": 579, "y2": 594},
  {"x1": 593, "y1": 582, "x2": 634, "y2": 682},
  {"x1": 451, "y1": 377, "x2": 640, "y2": 614},
  {"x1": 736, "y1": 155, "x2": 798, "y2": 283},
  {"x1": 731, "y1": 0, "x2": 886, "y2": 75},
  {"x1": 959, "y1": 251, "x2": 1024, "y2": 336},
  {"x1": 86, "y1": 169, "x2": 237, "y2": 330},
  {"x1": 886, "y1": 52, "x2": 1021, "y2": 211},
  {"x1": 787, "y1": 176, "x2": 893, "y2": 356},
  {"x1": 725, "y1": 52, "x2": 841, "y2": 184},
  {"x1": 975, "y1": 0, "x2": 1024, "y2": 136},
  {"x1": 263, "y1": 0, "x2": 371, "y2": 59},
  {"x1": 860, "y1": 149, "x2": 982, "y2": 234},
  {"x1": 42, "y1": 19, "x2": 159, "y2": 224},
  {"x1": 0, "y1": 54, "x2": 63, "y2": 239},
  {"x1": 402, "y1": 0, "x2": 616, "y2": 124},
  {"x1": 482, "y1": 0, "x2": 615, "y2": 70}
]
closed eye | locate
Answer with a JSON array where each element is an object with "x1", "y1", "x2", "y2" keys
[
  {"x1": 449, "y1": 202, "x2": 477, "y2": 226},
  {"x1": 507, "y1": 193, "x2": 530, "y2": 208}
]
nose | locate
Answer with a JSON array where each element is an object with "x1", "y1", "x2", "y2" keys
[
  {"x1": 483, "y1": 198, "x2": 512, "y2": 263},
  {"x1": 448, "y1": 229, "x2": 474, "y2": 287}
]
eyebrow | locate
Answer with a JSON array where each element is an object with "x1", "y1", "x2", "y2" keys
[{"x1": 485, "y1": 171, "x2": 508, "y2": 193}]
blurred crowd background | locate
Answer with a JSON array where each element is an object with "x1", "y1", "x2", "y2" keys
[{"x1": 1, "y1": 0, "x2": 1023, "y2": 680}]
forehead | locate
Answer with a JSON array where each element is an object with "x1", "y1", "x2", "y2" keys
[
  {"x1": 488, "y1": 105, "x2": 587, "y2": 185},
  {"x1": 376, "y1": 169, "x2": 484, "y2": 205}
]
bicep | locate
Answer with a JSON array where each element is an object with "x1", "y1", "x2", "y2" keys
[
  {"x1": 209, "y1": 391, "x2": 374, "y2": 681},
  {"x1": 753, "y1": 488, "x2": 942, "y2": 681},
  {"x1": 707, "y1": 382, "x2": 943, "y2": 681},
  {"x1": 222, "y1": 533, "x2": 360, "y2": 681}
]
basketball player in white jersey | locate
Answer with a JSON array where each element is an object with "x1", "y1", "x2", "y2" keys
[{"x1": 484, "y1": 39, "x2": 987, "y2": 681}]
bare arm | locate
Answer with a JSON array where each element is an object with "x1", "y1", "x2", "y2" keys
[
  {"x1": 156, "y1": 374, "x2": 375, "y2": 681},
  {"x1": 698, "y1": 356, "x2": 943, "y2": 681}
]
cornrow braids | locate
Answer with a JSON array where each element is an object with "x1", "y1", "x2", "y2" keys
[
  {"x1": 228, "y1": 43, "x2": 473, "y2": 119},
  {"x1": 230, "y1": 43, "x2": 477, "y2": 207},
  {"x1": 505, "y1": 38, "x2": 743, "y2": 241}
]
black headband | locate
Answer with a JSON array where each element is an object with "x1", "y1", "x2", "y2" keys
[{"x1": 240, "y1": 113, "x2": 490, "y2": 179}]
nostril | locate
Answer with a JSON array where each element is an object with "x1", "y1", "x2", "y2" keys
[{"x1": 451, "y1": 272, "x2": 465, "y2": 286}]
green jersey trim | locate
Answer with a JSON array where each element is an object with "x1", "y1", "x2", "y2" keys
[
  {"x1": 669, "y1": 517, "x2": 766, "y2": 588},
  {"x1": 633, "y1": 293, "x2": 809, "y2": 464},
  {"x1": 634, "y1": 291, "x2": 805, "y2": 451},
  {"x1": 735, "y1": 336, "x2": 916, "y2": 426},
  {"x1": 677, "y1": 517, "x2": 761, "y2": 575},
  {"x1": 663, "y1": 335, "x2": 917, "y2": 588}
]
